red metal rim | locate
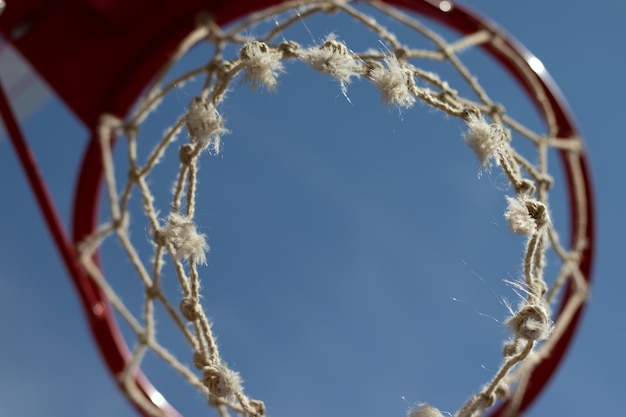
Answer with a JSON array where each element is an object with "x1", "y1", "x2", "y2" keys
[{"x1": 0, "y1": 1, "x2": 594, "y2": 416}]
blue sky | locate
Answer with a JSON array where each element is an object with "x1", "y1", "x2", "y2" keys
[{"x1": 0, "y1": 1, "x2": 623, "y2": 416}]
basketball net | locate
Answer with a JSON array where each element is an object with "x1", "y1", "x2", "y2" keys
[{"x1": 75, "y1": 1, "x2": 589, "y2": 416}]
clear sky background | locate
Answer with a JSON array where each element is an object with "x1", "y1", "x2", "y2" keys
[{"x1": 0, "y1": 1, "x2": 623, "y2": 417}]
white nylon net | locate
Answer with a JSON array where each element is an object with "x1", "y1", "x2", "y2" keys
[{"x1": 78, "y1": 1, "x2": 589, "y2": 416}]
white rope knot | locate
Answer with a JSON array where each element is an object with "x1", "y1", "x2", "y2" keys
[
  {"x1": 202, "y1": 364, "x2": 243, "y2": 400},
  {"x1": 463, "y1": 113, "x2": 506, "y2": 169},
  {"x1": 185, "y1": 97, "x2": 229, "y2": 153},
  {"x1": 476, "y1": 392, "x2": 497, "y2": 409},
  {"x1": 158, "y1": 212, "x2": 209, "y2": 264},
  {"x1": 179, "y1": 143, "x2": 196, "y2": 166},
  {"x1": 99, "y1": 113, "x2": 125, "y2": 131},
  {"x1": 278, "y1": 40, "x2": 300, "y2": 58},
  {"x1": 304, "y1": 34, "x2": 356, "y2": 94},
  {"x1": 495, "y1": 381, "x2": 510, "y2": 399},
  {"x1": 505, "y1": 196, "x2": 550, "y2": 236},
  {"x1": 110, "y1": 212, "x2": 129, "y2": 232},
  {"x1": 239, "y1": 41, "x2": 285, "y2": 91},
  {"x1": 502, "y1": 339, "x2": 520, "y2": 357},
  {"x1": 507, "y1": 303, "x2": 552, "y2": 341},
  {"x1": 180, "y1": 297, "x2": 199, "y2": 321},
  {"x1": 408, "y1": 404, "x2": 444, "y2": 417},
  {"x1": 127, "y1": 166, "x2": 142, "y2": 183},
  {"x1": 193, "y1": 352, "x2": 209, "y2": 369},
  {"x1": 249, "y1": 399, "x2": 266, "y2": 416},
  {"x1": 368, "y1": 54, "x2": 416, "y2": 108},
  {"x1": 146, "y1": 284, "x2": 160, "y2": 300},
  {"x1": 514, "y1": 178, "x2": 536, "y2": 198}
]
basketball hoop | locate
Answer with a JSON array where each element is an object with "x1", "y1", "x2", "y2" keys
[{"x1": 0, "y1": 1, "x2": 594, "y2": 416}]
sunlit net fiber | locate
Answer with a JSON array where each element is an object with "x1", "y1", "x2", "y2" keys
[{"x1": 77, "y1": 1, "x2": 589, "y2": 416}]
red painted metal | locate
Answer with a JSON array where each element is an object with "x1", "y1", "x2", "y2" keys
[{"x1": 0, "y1": 1, "x2": 594, "y2": 416}]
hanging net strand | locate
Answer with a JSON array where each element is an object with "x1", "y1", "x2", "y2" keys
[{"x1": 77, "y1": 1, "x2": 590, "y2": 417}]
